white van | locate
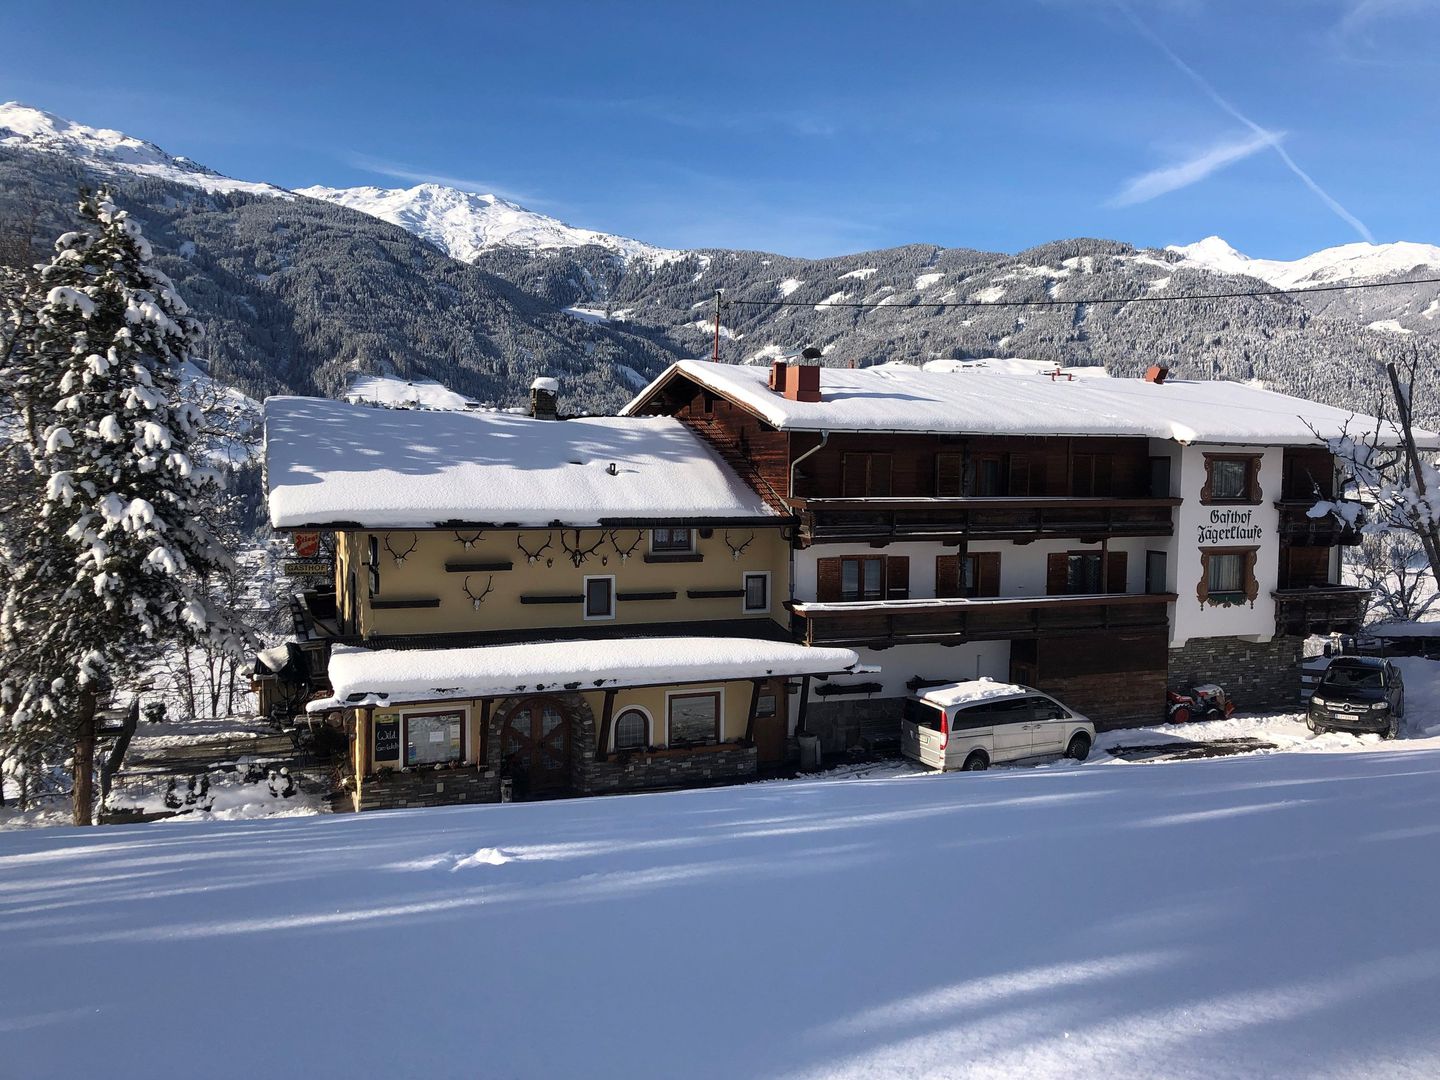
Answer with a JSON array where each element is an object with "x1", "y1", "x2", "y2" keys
[{"x1": 901, "y1": 679, "x2": 1095, "y2": 771}]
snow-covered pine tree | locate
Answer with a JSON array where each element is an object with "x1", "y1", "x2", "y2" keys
[{"x1": 0, "y1": 190, "x2": 248, "y2": 824}]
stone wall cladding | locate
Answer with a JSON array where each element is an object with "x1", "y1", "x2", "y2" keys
[
  {"x1": 807, "y1": 698, "x2": 904, "y2": 753},
  {"x1": 358, "y1": 767, "x2": 500, "y2": 811},
  {"x1": 582, "y1": 745, "x2": 759, "y2": 794},
  {"x1": 1043, "y1": 670, "x2": 1169, "y2": 732},
  {"x1": 1168, "y1": 635, "x2": 1304, "y2": 711}
]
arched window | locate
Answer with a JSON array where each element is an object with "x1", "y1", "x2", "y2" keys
[{"x1": 614, "y1": 708, "x2": 649, "y2": 751}]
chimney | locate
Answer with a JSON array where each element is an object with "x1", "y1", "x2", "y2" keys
[
  {"x1": 769, "y1": 360, "x2": 789, "y2": 394},
  {"x1": 788, "y1": 363, "x2": 821, "y2": 403},
  {"x1": 1144, "y1": 364, "x2": 1169, "y2": 385},
  {"x1": 530, "y1": 376, "x2": 559, "y2": 419}
]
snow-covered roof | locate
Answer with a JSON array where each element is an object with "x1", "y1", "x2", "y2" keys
[
  {"x1": 263, "y1": 396, "x2": 780, "y2": 529},
  {"x1": 311, "y1": 637, "x2": 866, "y2": 709},
  {"x1": 918, "y1": 678, "x2": 1031, "y2": 710},
  {"x1": 624, "y1": 359, "x2": 1440, "y2": 449}
]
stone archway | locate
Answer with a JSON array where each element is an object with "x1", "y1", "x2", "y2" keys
[{"x1": 489, "y1": 691, "x2": 596, "y2": 799}]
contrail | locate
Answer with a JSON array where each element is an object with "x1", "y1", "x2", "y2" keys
[{"x1": 1115, "y1": 2, "x2": 1375, "y2": 242}]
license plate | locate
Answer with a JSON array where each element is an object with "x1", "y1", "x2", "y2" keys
[{"x1": 1336, "y1": 713, "x2": 1358, "y2": 722}]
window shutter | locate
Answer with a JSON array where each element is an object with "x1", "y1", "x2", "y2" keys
[
  {"x1": 936, "y1": 452, "x2": 962, "y2": 496},
  {"x1": 886, "y1": 556, "x2": 910, "y2": 600},
  {"x1": 841, "y1": 455, "x2": 864, "y2": 498},
  {"x1": 977, "y1": 552, "x2": 1001, "y2": 597},
  {"x1": 1094, "y1": 455, "x2": 1113, "y2": 498},
  {"x1": 1008, "y1": 454, "x2": 1030, "y2": 497},
  {"x1": 816, "y1": 557, "x2": 843, "y2": 603},
  {"x1": 872, "y1": 454, "x2": 893, "y2": 497},
  {"x1": 1046, "y1": 552, "x2": 1068, "y2": 595},
  {"x1": 1107, "y1": 551, "x2": 1128, "y2": 594},
  {"x1": 935, "y1": 554, "x2": 961, "y2": 598}
]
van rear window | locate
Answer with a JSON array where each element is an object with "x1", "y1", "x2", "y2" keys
[{"x1": 903, "y1": 698, "x2": 945, "y2": 731}]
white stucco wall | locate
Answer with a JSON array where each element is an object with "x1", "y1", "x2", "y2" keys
[{"x1": 1168, "y1": 444, "x2": 1284, "y2": 647}]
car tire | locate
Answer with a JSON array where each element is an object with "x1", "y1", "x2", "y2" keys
[
  {"x1": 1396, "y1": 693, "x2": 1406, "y2": 720},
  {"x1": 962, "y1": 750, "x2": 989, "y2": 772},
  {"x1": 1065, "y1": 732, "x2": 1092, "y2": 761},
  {"x1": 1385, "y1": 714, "x2": 1400, "y2": 740}
]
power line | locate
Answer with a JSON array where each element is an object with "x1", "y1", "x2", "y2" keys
[{"x1": 719, "y1": 275, "x2": 1440, "y2": 312}]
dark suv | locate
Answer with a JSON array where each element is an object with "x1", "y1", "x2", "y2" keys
[{"x1": 1308, "y1": 656, "x2": 1406, "y2": 738}]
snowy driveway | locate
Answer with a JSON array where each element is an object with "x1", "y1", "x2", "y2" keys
[{"x1": 7, "y1": 720, "x2": 1440, "y2": 1078}]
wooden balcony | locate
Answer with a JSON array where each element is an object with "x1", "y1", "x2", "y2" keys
[
  {"x1": 795, "y1": 497, "x2": 1179, "y2": 546},
  {"x1": 1273, "y1": 585, "x2": 1371, "y2": 636},
  {"x1": 1275, "y1": 500, "x2": 1363, "y2": 547},
  {"x1": 790, "y1": 592, "x2": 1176, "y2": 648}
]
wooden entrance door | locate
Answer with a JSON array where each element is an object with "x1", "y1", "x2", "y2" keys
[
  {"x1": 753, "y1": 679, "x2": 788, "y2": 768},
  {"x1": 500, "y1": 698, "x2": 573, "y2": 795}
]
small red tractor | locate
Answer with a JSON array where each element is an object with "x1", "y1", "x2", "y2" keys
[{"x1": 1166, "y1": 683, "x2": 1235, "y2": 725}]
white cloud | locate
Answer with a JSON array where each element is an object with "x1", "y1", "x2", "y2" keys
[{"x1": 1108, "y1": 129, "x2": 1281, "y2": 206}]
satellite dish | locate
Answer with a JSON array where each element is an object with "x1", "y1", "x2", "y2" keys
[{"x1": 800, "y1": 346, "x2": 823, "y2": 361}]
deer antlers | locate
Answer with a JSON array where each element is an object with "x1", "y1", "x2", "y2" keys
[
  {"x1": 463, "y1": 575, "x2": 495, "y2": 609},
  {"x1": 724, "y1": 530, "x2": 755, "y2": 560},
  {"x1": 517, "y1": 532, "x2": 553, "y2": 566},
  {"x1": 608, "y1": 529, "x2": 644, "y2": 563},
  {"x1": 453, "y1": 530, "x2": 485, "y2": 550},
  {"x1": 383, "y1": 533, "x2": 418, "y2": 565},
  {"x1": 561, "y1": 529, "x2": 607, "y2": 568}
]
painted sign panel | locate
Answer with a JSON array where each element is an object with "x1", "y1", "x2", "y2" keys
[
  {"x1": 294, "y1": 531, "x2": 321, "y2": 558},
  {"x1": 373, "y1": 716, "x2": 400, "y2": 761}
]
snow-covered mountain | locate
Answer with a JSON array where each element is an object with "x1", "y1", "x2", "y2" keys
[
  {"x1": 294, "y1": 182, "x2": 684, "y2": 266},
  {"x1": 0, "y1": 101, "x2": 287, "y2": 198},
  {"x1": 1168, "y1": 235, "x2": 1440, "y2": 290}
]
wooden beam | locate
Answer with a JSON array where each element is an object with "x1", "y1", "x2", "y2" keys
[
  {"x1": 596, "y1": 688, "x2": 617, "y2": 762},
  {"x1": 796, "y1": 675, "x2": 812, "y2": 736},
  {"x1": 479, "y1": 698, "x2": 492, "y2": 767},
  {"x1": 743, "y1": 678, "x2": 765, "y2": 743}
]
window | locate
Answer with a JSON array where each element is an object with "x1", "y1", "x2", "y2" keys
[
  {"x1": 1026, "y1": 695, "x2": 1069, "y2": 721},
  {"x1": 755, "y1": 692, "x2": 777, "y2": 718},
  {"x1": 841, "y1": 556, "x2": 884, "y2": 601},
  {"x1": 1202, "y1": 454, "x2": 1261, "y2": 504},
  {"x1": 651, "y1": 527, "x2": 693, "y2": 553},
  {"x1": 668, "y1": 691, "x2": 720, "y2": 746},
  {"x1": 966, "y1": 454, "x2": 1006, "y2": 497},
  {"x1": 367, "y1": 535, "x2": 380, "y2": 597},
  {"x1": 1196, "y1": 547, "x2": 1259, "y2": 608},
  {"x1": 1207, "y1": 553, "x2": 1244, "y2": 595},
  {"x1": 1067, "y1": 553, "x2": 1104, "y2": 594},
  {"x1": 584, "y1": 576, "x2": 615, "y2": 620},
  {"x1": 405, "y1": 710, "x2": 464, "y2": 767},
  {"x1": 1145, "y1": 550, "x2": 1168, "y2": 595},
  {"x1": 842, "y1": 452, "x2": 892, "y2": 497},
  {"x1": 613, "y1": 708, "x2": 650, "y2": 751},
  {"x1": 743, "y1": 572, "x2": 770, "y2": 613},
  {"x1": 936, "y1": 553, "x2": 1000, "y2": 598}
]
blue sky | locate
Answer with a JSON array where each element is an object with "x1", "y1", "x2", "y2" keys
[{"x1": 3, "y1": 0, "x2": 1437, "y2": 259}]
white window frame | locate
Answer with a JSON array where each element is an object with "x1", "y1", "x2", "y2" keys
[
  {"x1": 610, "y1": 705, "x2": 654, "y2": 752},
  {"x1": 583, "y1": 575, "x2": 616, "y2": 621},
  {"x1": 742, "y1": 571, "x2": 771, "y2": 614},
  {"x1": 649, "y1": 527, "x2": 695, "y2": 554},
  {"x1": 664, "y1": 686, "x2": 725, "y2": 747}
]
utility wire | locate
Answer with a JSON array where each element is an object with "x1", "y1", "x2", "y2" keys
[{"x1": 718, "y1": 275, "x2": 1440, "y2": 312}]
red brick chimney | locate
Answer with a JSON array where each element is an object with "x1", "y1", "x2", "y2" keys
[
  {"x1": 769, "y1": 360, "x2": 789, "y2": 393},
  {"x1": 787, "y1": 364, "x2": 821, "y2": 402},
  {"x1": 1144, "y1": 364, "x2": 1169, "y2": 385}
]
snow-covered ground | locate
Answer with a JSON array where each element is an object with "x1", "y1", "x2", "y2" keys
[{"x1": 8, "y1": 676, "x2": 1440, "y2": 1077}]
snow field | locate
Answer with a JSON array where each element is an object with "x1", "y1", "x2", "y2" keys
[{"x1": 7, "y1": 710, "x2": 1440, "y2": 1078}]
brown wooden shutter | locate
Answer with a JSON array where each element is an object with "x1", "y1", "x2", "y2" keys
[
  {"x1": 841, "y1": 454, "x2": 864, "y2": 498},
  {"x1": 976, "y1": 552, "x2": 1001, "y2": 597},
  {"x1": 935, "y1": 555, "x2": 961, "y2": 598},
  {"x1": 872, "y1": 454, "x2": 893, "y2": 496},
  {"x1": 816, "y1": 557, "x2": 843, "y2": 602},
  {"x1": 936, "y1": 452, "x2": 962, "y2": 496},
  {"x1": 1008, "y1": 454, "x2": 1030, "y2": 497},
  {"x1": 1094, "y1": 455, "x2": 1113, "y2": 498},
  {"x1": 1107, "y1": 551, "x2": 1128, "y2": 594},
  {"x1": 886, "y1": 556, "x2": 910, "y2": 600},
  {"x1": 1047, "y1": 552, "x2": 1068, "y2": 595}
]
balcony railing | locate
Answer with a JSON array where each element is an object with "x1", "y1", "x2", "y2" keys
[
  {"x1": 1275, "y1": 500, "x2": 1364, "y2": 546},
  {"x1": 795, "y1": 496, "x2": 1179, "y2": 545},
  {"x1": 1272, "y1": 585, "x2": 1371, "y2": 636},
  {"x1": 789, "y1": 592, "x2": 1176, "y2": 648}
]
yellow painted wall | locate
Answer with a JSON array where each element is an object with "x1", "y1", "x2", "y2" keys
[{"x1": 338, "y1": 527, "x2": 789, "y2": 638}]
